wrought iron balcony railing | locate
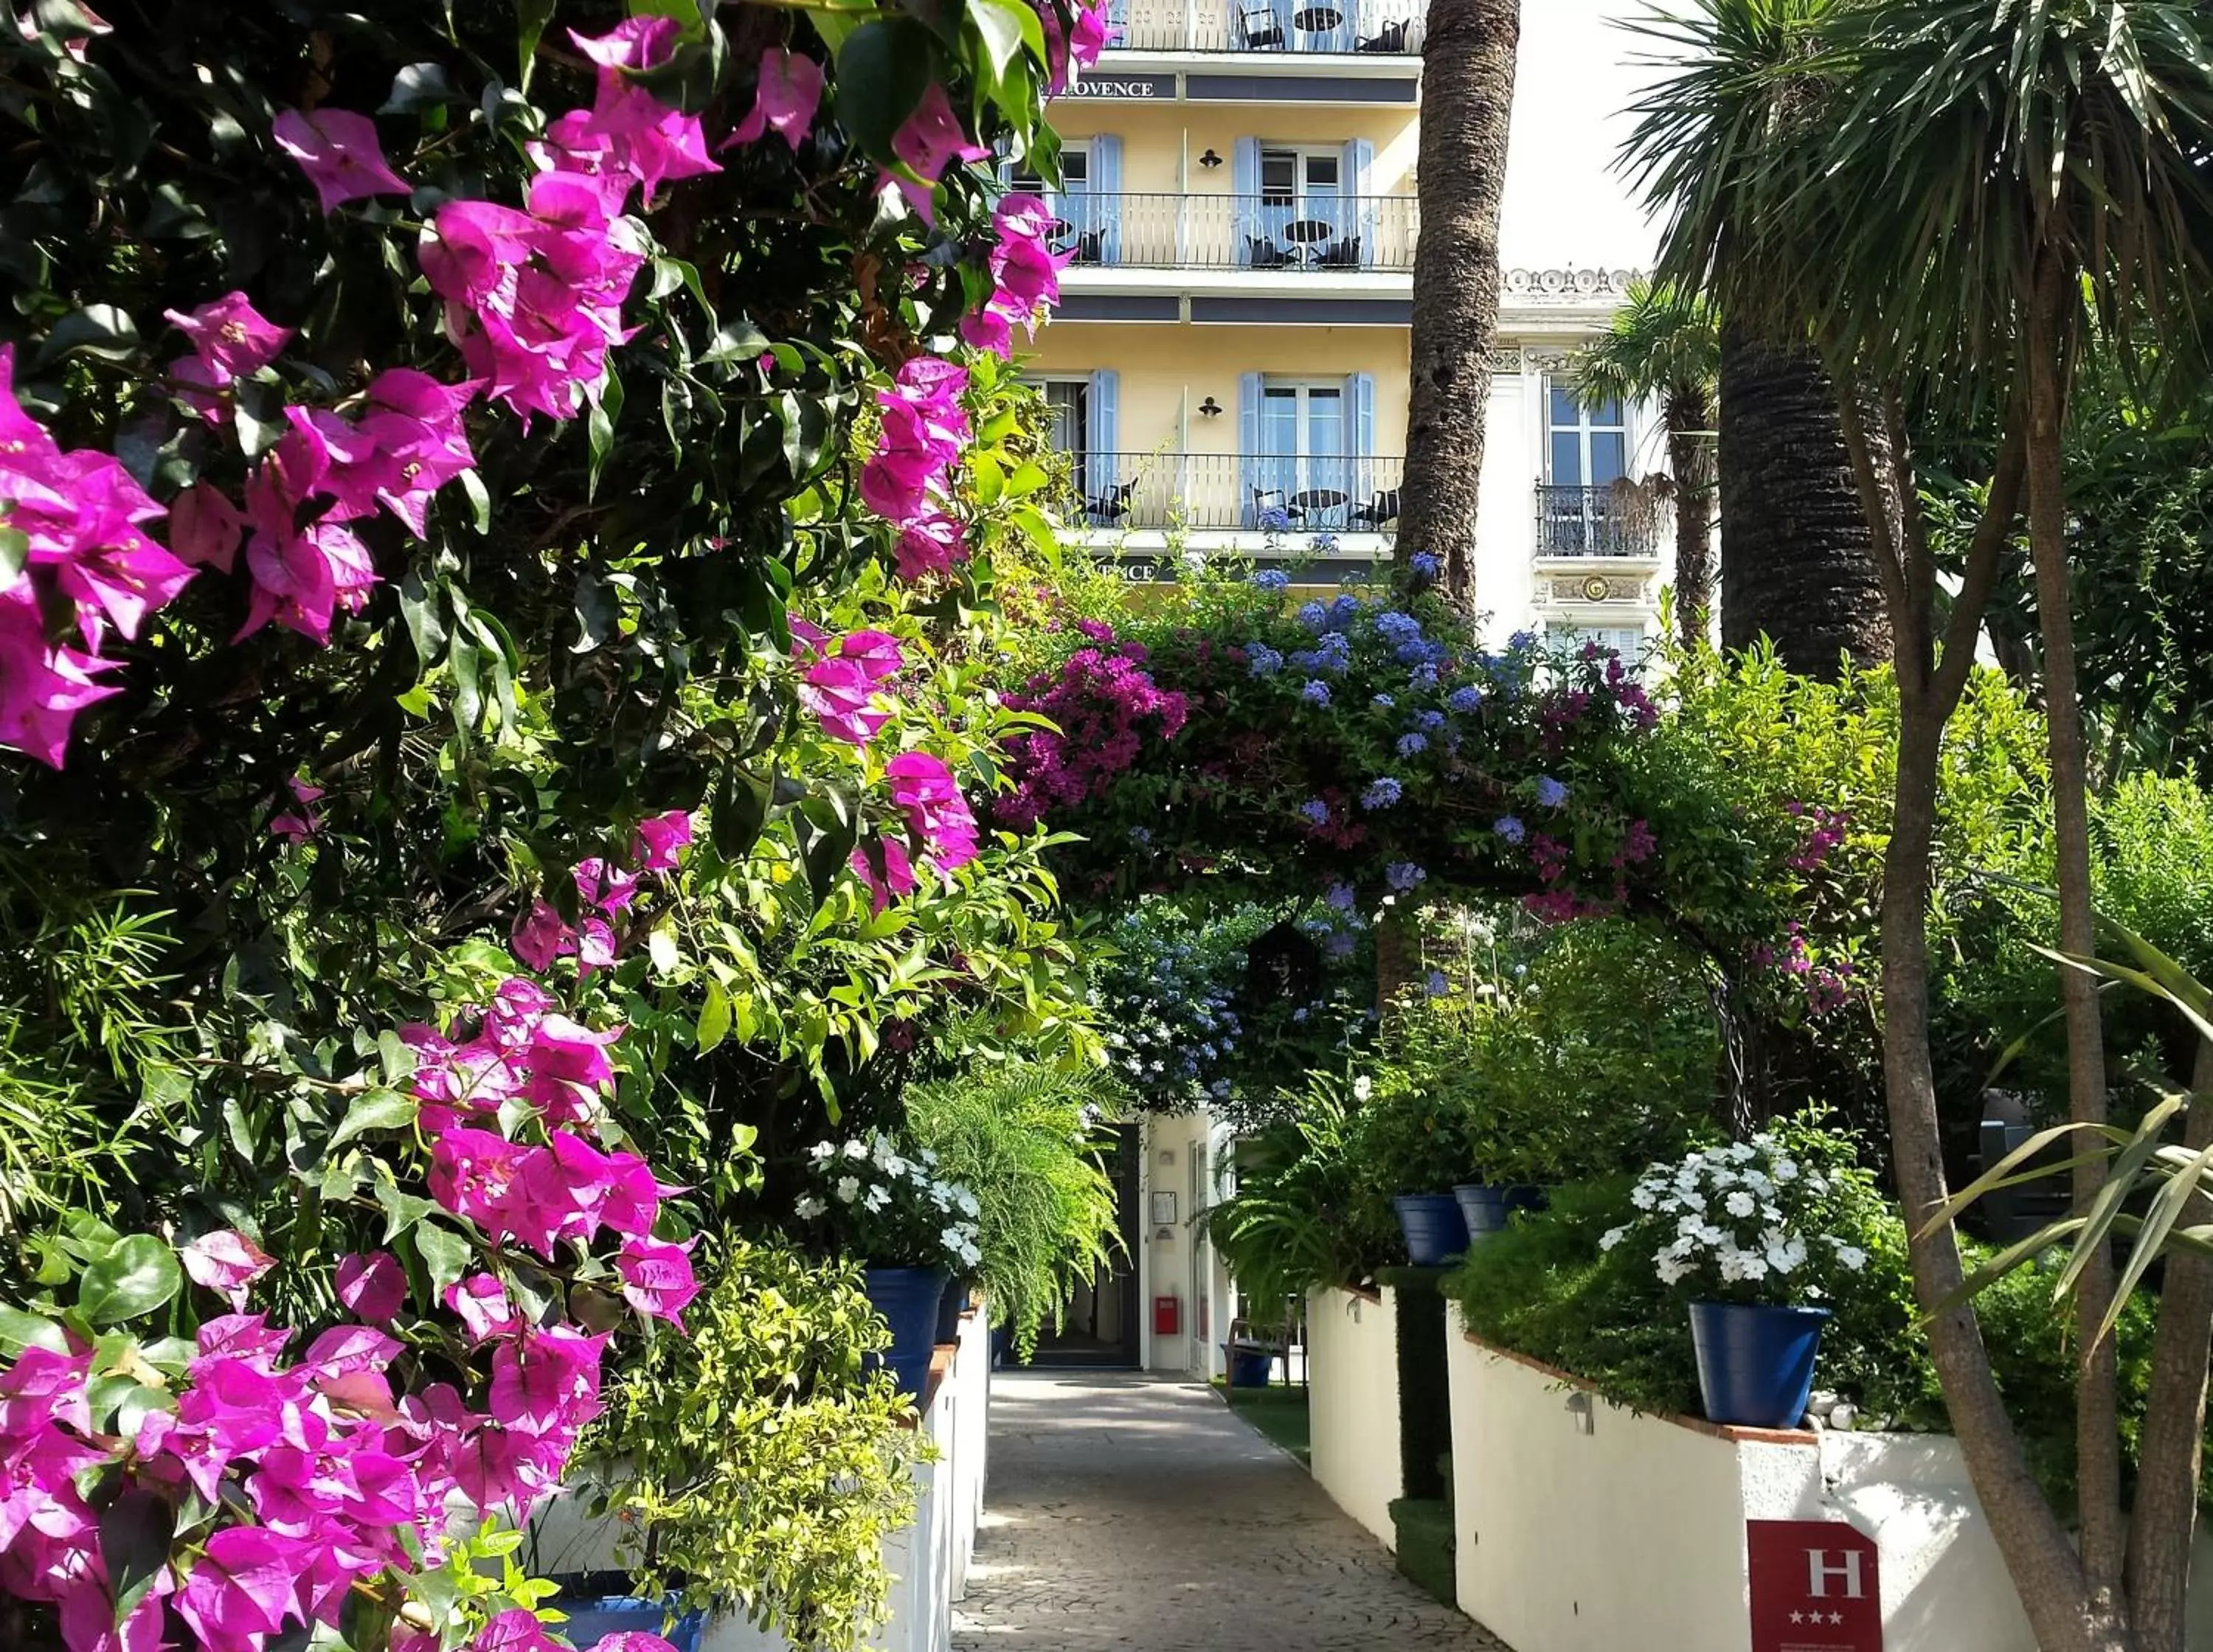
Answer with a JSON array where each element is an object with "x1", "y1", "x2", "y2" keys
[
  {"x1": 1101, "y1": 0, "x2": 1421, "y2": 54},
  {"x1": 1534, "y1": 484, "x2": 1670, "y2": 559},
  {"x1": 1022, "y1": 192, "x2": 1418, "y2": 273},
  {"x1": 1073, "y1": 452, "x2": 1405, "y2": 535}
]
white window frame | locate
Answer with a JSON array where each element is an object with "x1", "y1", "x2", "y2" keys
[
  {"x1": 1544, "y1": 377, "x2": 1630, "y2": 487},
  {"x1": 1258, "y1": 145, "x2": 1343, "y2": 219}
]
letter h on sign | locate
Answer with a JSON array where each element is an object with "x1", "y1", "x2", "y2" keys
[
  {"x1": 1747, "y1": 1521, "x2": 1883, "y2": 1652},
  {"x1": 1807, "y1": 1548, "x2": 1866, "y2": 1600}
]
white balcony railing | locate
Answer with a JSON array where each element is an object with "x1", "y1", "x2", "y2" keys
[
  {"x1": 1024, "y1": 191, "x2": 1418, "y2": 272},
  {"x1": 1073, "y1": 452, "x2": 1404, "y2": 535},
  {"x1": 1103, "y1": 0, "x2": 1422, "y2": 54}
]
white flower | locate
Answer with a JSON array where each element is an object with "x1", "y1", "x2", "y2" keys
[
  {"x1": 1766, "y1": 1243, "x2": 1797, "y2": 1274},
  {"x1": 1352, "y1": 1075, "x2": 1374, "y2": 1103},
  {"x1": 1599, "y1": 1226, "x2": 1628, "y2": 1252},
  {"x1": 835, "y1": 1176, "x2": 862, "y2": 1204},
  {"x1": 941, "y1": 1226, "x2": 968, "y2": 1255},
  {"x1": 932, "y1": 1186, "x2": 953, "y2": 1210},
  {"x1": 1833, "y1": 1244, "x2": 1869, "y2": 1272},
  {"x1": 795, "y1": 1195, "x2": 828, "y2": 1220},
  {"x1": 921, "y1": 1148, "x2": 940, "y2": 1166},
  {"x1": 1630, "y1": 1184, "x2": 1659, "y2": 1211},
  {"x1": 864, "y1": 1185, "x2": 891, "y2": 1212},
  {"x1": 1773, "y1": 1159, "x2": 1798, "y2": 1182},
  {"x1": 843, "y1": 1139, "x2": 870, "y2": 1161},
  {"x1": 1724, "y1": 1191, "x2": 1757, "y2": 1218},
  {"x1": 959, "y1": 1241, "x2": 983, "y2": 1268},
  {"x1": 1729, "y1": 1142, "x2": 1757, "y2": 1162},
  {"x1": 957, "y1": 1189, "x2": 980, "y2": 1218},
  {"x1": 1656, "y1": 1254, "x2": 1692, "y2": 1285},
  {"x1": 808, "y1": 1142, "x2": 836, "y2": 1162}
]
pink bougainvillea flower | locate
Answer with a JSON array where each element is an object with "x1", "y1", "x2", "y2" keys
[
  {"x1": 800, "y1": 657, "x2": 891, "y2": 747},
  {"x1": 557, "y1": 18, "x2": 720, "y2": 197},
  {"x1": 849, "y1": 833, "x2": 919, "y2": 914},
  {"x1": 239, "y1": 516, "x2": 375, "y2": 645},
  {"x1": 168, "y1": 482, "x2": 245, "y2": 572},
  {"x1": 335, "y1": 1251, "x2": 406, "y2": 1322},
  {"x1": 727, "y1": 47, "x2": 823, "y2": 153},
  {"x1": 273, "y1": 108, "x2": 412, "y2": 215},
  {"x1": 887, "y1": 751, "x2": 982, "y2": 871},
  {"x1": 163, "y1": 291, "x2": 291, "y2": 386},
  {"x1": 630, "y1": 809, "x2": 693, "y2": 871},
  {"x1": 446, "y1": 1274, "x2": 521, "y2": 1343},
  {"x1": 358, "y1": 367, "x2": 478, "y2": 535},
  {"x1": 587, "y1": 1637, "x2": 682, "y2": 1652},
  {"x1": 574, "y1": 856, "x2": 640, "y2": 916},
  {"x1": 958, "y1": 305, "x2": 1014, "y2": 356},
  {"x1": 616, "y1": 1234, "x2": 700, "y2": 1328},
  {"x1": 574, "y1": 915, "x2": 619, "y2": 976},
  {"x1": 524, "y1": 1013, "x2": 623, "y2": 1123},
  {"x1": 475, "y1": 1607, "x2": 564, "y2": 1652},
  {"x1": 0, "y1": 597, "x2": 120, "y2": 768},
  {"x1": 895, "y1": 508, "x2": 970, "y2": 583},
  {"x1": 488, "y1": 1324, "x2": 609, "y2": 1437},
  {"x1": 181, "y1": 1229, "x2": 276, "y2": 1310},
  {"x1": 881, "y1": 84, "x2": 988, "y2": 222},
  {"x1": 270, "y1": 777, "x2": 325, "y2": 843},
  {"x1": 175, "y1": 1522, "x2": 315, "y2": 1648},
  {"x1": 510, "y1": 899, "x2": 568, "y2": 973}
]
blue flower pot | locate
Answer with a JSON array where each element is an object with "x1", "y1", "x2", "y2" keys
[
  {"x1": 865, "y1": 1266, "x2": 952, "y2": 1398},
  {"x1": 1226, "y1": 1344, "x2": 1274, "y2": 1388},
  {"x1": 1689, "y1": 1300, "x2": 1832, "y2": 1429},
  {"x1": 933, "y1": 1274, "x2": 972, "y2": 1347},
  {"x1": 1452, "y1": 1184, "x2": 1511, "y2": 1238},
  {"x1": 1393, "y1": 1193, "x2": 1471, "y2": 1266},
  {"x1": 549, "y1": 1578, "x2": 705, "y2": 1652}
]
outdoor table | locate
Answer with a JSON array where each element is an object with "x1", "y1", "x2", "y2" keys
[
  {"x1": 1292, "y1": 5, "x2": 1344, "y2": 28},
  {"x1": 1288, "y1": 489, "x2": 1349, "y2": 515},
  {"x1": 1282, "y1": 218, "x2": 1337, "y2": 264}
]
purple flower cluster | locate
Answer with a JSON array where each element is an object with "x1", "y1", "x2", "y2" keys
[{"x1": 999, "y1": 628, "x2": 1188, "y2": 832}]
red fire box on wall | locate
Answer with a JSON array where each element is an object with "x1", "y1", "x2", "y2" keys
[{"x1": 1153, "y1": 1295, "x2": 1180, "y2": 1336}]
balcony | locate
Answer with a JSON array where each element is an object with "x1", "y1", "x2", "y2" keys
[
  {"x1": 1534, "y1": 485, "x2": 1669, "y2": 560},
  {"x1": 1073, "y1": 452, "x2": 1404, "y2": 541},
  {"x1": 1033, "y1": 192, "x2": 1418, "y2": 274},
  {"x1": 1104, "y1": 0, "x2": 1422, "y2": 54}
]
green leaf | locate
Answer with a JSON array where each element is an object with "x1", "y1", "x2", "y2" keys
[
  {"x1": 34, "y1": 305, "x2": 140, "y2": 368},
  {"x1": 100, "y1": 1489, "x2": 175, "y2": 1624},
  {"x1": 77, "y1": 1235, "x2": 181, "y2": 1326},
  {"x1": 696, "y1": 979, "x2": 733, "y2": 1055},
  {"x1": 330, "y1": 1088, "x2": 420, "y2": 1150},
  {"x1": 713, "y1": 766, "x2": 774, "y2": 861},
  {"x1": 412, "y1": 1221, "x2": 471, "y2": 1296},
  {"x1": 0, "y1": 1306, "x2": 69, "y2": 1358},
  {"x1": 0, "y1": 524, "x2": 28, "y2": 583},
  {"x1": 648, "y1": 924, "x2": 681, "y2": 974},
  {"x1": 518, "y1": 0, "x2": 558, "y2": 87},
  {"x1": 383, "y1": 63, "x2": 463, "y2": 112},
  {"x1": 835, "y1": 19, "x2": 935, "y2": 162}
]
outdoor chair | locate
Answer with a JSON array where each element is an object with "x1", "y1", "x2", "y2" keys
[
  {"x1": 1236, "y1": 4, "x2": 1286, "y2": 49},
  {"x1": 1319, "y1": 235, "x2": 1364, "y2": 268},
  {"x1": 1250, "y1": 486, "x2": 1291, "y2": 528},
  {"x1": 1351, "y1": 489, "x2": 1400, "y2": 528},
  {"x1": 1244, "y1": 235, "x2": 1292, "y2": 268},
  {"x1": 1087, "y1": 479, "x2": 1136, "y2": 526},
  {"x1": 1075, "y1": 229, "x2": 1106, "y2": 264},
  {"x1": 1354, "y1": 17, "x2": 1407, "y2": 50}
]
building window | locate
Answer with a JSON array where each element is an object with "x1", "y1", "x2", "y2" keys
[
  {"x1": 1545, "y1": 623, "x2": 1646, "y2": 663},
  {"x1": 1254, "y1": 381, "x2": 1350, "y2": 527},
  {"x1": 1012, "y1": 145, "x2": 1101, "y2": 261},
  {"x1": 1546, "y1": 382, "x2": 1628, "y2": 488}
]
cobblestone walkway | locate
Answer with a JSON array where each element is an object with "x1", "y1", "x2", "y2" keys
[{"x1": 953, "y1": 1372, "x2": 1508, "y2": 1651}]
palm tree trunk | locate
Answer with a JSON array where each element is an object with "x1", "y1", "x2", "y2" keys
[
  {"x1": 2026, "y1": 263, "x2": 2127, "y2": 1634},
  {"x1": 1667, "y1": 401, "x2": 1716, "y2": 646},
  {"x1": 1397, "y1": 0, "x2": 1517, "y2": 604},
  {"x1": 2125, "y1": 1036, "x2": 2213, "y2": 1652},
  {"x1": 1717, "y1": 319, "x2": 1891, "y2": 676}
]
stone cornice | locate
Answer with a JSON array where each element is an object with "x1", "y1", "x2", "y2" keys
[{"x1": 1502, "y1": 267, "x2": 1646, "y2": 299}]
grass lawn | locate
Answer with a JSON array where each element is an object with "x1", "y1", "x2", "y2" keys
[{"x1": 1213, "y1": 1378, "x2": 1312, "y2": 1465}]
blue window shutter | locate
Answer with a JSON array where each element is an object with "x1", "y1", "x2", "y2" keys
[
  {"x1": 1343, "y1": 139, "x2": 1376, "y2": 267},
  {"x1": 1088, "y1": 370, "x2": 1120, "y2": 507},
  {"x1": 1348, "y1": 372, "x2": 1376, "y2": 510},
  {"x1": 1092, "y1": 136, "x2": 1123, "y2": 264},
  {"x1": 1239, "y1": 372, "x2": 1264, "y2": 526},
  {"x1": 1233, "y1": 139, "x2": 1261, "y2": 264}
]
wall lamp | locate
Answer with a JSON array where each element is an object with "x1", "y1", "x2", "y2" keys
[
  {"x1": 1197, "y1": 395, "x2": 1224, "y2": 418},
  {"x1": 1198, "y1": 148, "x2": 1224, "y2": 169}
]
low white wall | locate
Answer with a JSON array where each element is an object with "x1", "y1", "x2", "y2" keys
[
  {"x1": 1445, "y1": 1305, "x2": 2063, "y2": 1652},
  {"x1": 1306, "y1": 1284, "x2": 1402, "y2": 1550},
  {"x1": 528, "y1": 1309, "x2": 991, "y2": 1652}
]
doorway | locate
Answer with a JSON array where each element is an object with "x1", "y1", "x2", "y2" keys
[{"x1": 1028, "y1": 1123, "x2": 1143, "y2": 1367}]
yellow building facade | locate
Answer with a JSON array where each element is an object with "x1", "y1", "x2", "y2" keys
[{"x1": 1022, "y1": 7, "x2": 1673, "y2": 654}]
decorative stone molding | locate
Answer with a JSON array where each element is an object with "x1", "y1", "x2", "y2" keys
[{"x1": 1502, "y1": 268, "x2": 1645, "y2": 298}]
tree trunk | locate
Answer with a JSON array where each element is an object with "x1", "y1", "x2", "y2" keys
[
  {"x1": 2026, "y1": 265, "x2": 2127, "y2": 1635},
  {"x1": 1397, "y1": 0, "x2": 1518, "y2": 604},
  {"x1": 1667, "y1": 398, "x2": 1716, "y2": 647},
  {"x1": 1717, "y1": 319, "x2": 1891, "y2": 676},
  {"x1": 2125, "y1": 1036, "x2": 2213, "y2": 1652}
]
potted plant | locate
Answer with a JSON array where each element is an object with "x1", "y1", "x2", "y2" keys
[
  {"x1": 796, "y1": 1131, "x2": 983, "y2": 1398},
  {"x1": 1347, "y1": 1071, "x2": 1477, "y2": 1266},
  {"x1": 1601, "y1": 1134, "x2": 1870, "y2": 1427}
]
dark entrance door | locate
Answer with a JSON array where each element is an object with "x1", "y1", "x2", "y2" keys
[{"x1": 1028, "y1": 1122, "x2": 1142, "y2": 1366}]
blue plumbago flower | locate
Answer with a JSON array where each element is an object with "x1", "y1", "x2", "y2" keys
[
  {"x1": 1312, "y1": 532, "x2": 1341, "y2": 555},
  {"x1": 1396, "y1": 732, "x2": 1429, "y2": 757},
  {"x1": 1247, "y1": 643, "x2": 1284, "y2": 677},
  {"x1": 1328, "y1": 594, "x2": 1363, "y2": 628},
  {"x1": 1374, "y1": 610, "x2": 1424, "y2": 647},
  {"x1": 1409, "y1": 663, "x2": 1440, "y2": 689},
  {"x1": 1409, "y1": 552, "x2": 1440, "y2": 578},
  {"x1": 1326, "y1": 882, "x2": 1357, "y2": 911},
  {"x1": 1361, "y1": 776, "x2": 1403, "y2": 810},
  {"x1": 1298, "y1": 600, "x2": 1329, "y2": 631},
  {"x1": 1292, "y1": 1006, "x2": 1312, "y2": 1024},
  {"x1": 1324, "y1": 931, "x2": 1357, "y2": 960},
  {"x1": 1258, "y1": 506, "x2": 1293, "y2": 532},
  {"x1": 1301, "y1": 678, "x2": 1332, "y2": 707},
  {"x1": 1425, "y1": 968, "x2": 1452, "y2": 997},
  {"x1": 1300, "y1": 798, "x2": 1331, "y2": 825},
  {"x1": 1385, "y1": 860, "x2": 1426, "y2": 892},
  {"x1": 1535, "y1": 774, "x2": 1570, "y2": 809},
  {"x1": 1210, "y1": 1078, "x2": 1233, "y2": 1098},
  {"x1": 1495, "y1": 814, "x2": 1526, "y2": 845},
  {"x1": 1413, "y1": 709, "x2": 1447, "y2": 732},
  {"x1": 1129, "y1": 826, "x2": 1154, "y2": 847},
  {"x1": 1447, "y1": 685, "x2": 1485, "y2": 715},
  {"x1": 1371, "y1": 693, "x2": 1396, "y2": 710},
  {"x1": 1251, "y1": 568, "x2": 1292, "y2": 591},
  {"x1": 1509, "y1": 628, "x2": 1538, "y2": 653}
]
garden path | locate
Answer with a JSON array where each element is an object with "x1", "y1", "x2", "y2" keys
[{"x1": 952, "y1": 1371, "x2": 1507, "y2": 1651}]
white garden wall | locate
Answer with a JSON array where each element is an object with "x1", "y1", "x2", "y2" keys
[
  {"x1": 1441, "y1": 1305, "x2": 2213, "y2": 1651},
  {"x1": 529, "y1": 1305, "x2": 992, "y2": 1652},
  {"x1": 1305, "y1": 1284, "x2": 1402, "y2": 1549}
]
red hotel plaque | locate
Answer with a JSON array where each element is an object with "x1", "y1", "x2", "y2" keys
[{"x1": 1748, "y1": 1520, "x2": 1883, "y2": 1652}]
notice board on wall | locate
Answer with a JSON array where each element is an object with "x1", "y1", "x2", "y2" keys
[{"x1": 1748, "y1": 1520, "x2": 1883, "y2": 1652}]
